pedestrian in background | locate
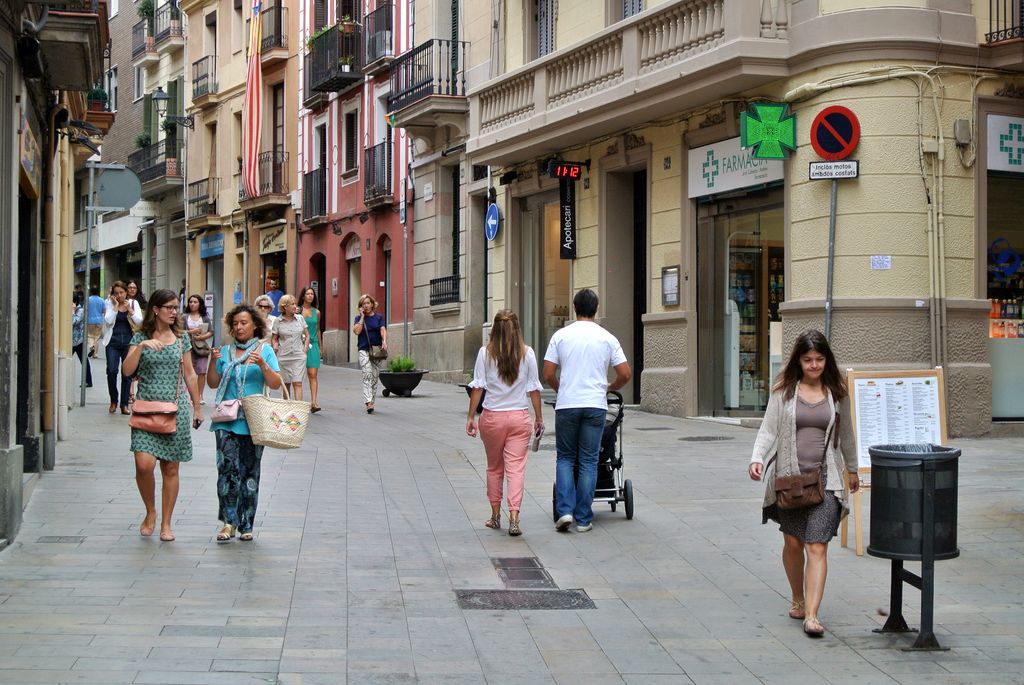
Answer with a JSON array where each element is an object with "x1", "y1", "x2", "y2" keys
[
  {"x1": 208, "y1": 304, "x2": 282, "y2": 542},
  {"x1": 352, "y1": 294, "x2": 387, "y2": 414},
  {"x1": 122, "y1": 289, "x2": 204, "y2": 542},
  {"x1": 271, "y1": 294, "x2": 309, "y2": 400},
  {"x1": 72, "y1": 292, "x2": 93, "y2": 387},
  {"x1": 466, "y1": 310, "x2": 543, "y2": 537},
  {"x1": 253, "y1": 295, "x2": 276, "y2": 343},
  {"x1": 103, "y1": 281, "x2": 143, "y2": 414},
  {"x1": 183, "y1": 294, "x2": 214, "y2": 404},
  {"x1": 299, "y1": 286, "x2": 323, "y2": 413},
  {"x1": 543, "y1": 288, "x2": 630, "y2": 533},
  {"x1": 87, "y1": 285, "x2": 105, "y2": 357},
  {"x1": 126, "y1": 279, "x2": 147, "y2": 314},
  {"x1": 747, "y1": 329, "x2": 858, "y2": 638},
  {"x1": 265, "y1": 278, "x2": 284, "y2": 317}
]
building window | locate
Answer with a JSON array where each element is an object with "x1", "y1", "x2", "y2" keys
[
  {"x1": 109, "y1": 0, "x2": 119, "y2": 17},
  {"x1": 105, "y1": 66, "x2": 118, "y2": 111},
  {"x1": 134, "y1": 66, "x2": 144, "y2": 102},
  {"x1": 537, "y1": 0, "x2": 555, "y2": 58},
  {"x1": 343, "y1": 108, "x2": 359, "y2": 176},
  {"x1": 622, "y1": 0, "x2": 643, "y2": 19},
  {"x1": 233, "y1": 0, "x2": 243, "y2": 53}
]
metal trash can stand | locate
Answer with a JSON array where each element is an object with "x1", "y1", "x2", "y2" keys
[{"x1": 867, "y1": 443, "x2": 961, "y2": 651}]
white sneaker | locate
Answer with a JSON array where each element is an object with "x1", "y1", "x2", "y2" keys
[
  {"x1": 555, "y1": 514, "x2": 573, "y2": 532},
  {"x1": 576, "y1": 523, "x2": 593, "y2": 533}
]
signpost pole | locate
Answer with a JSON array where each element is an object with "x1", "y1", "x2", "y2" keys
[
  {"x1": 81, "y1": 162, "x2": 96, "y2": 408},
  {"x1": 825, "y1": 178, "x2": 838, "y2": 339}
]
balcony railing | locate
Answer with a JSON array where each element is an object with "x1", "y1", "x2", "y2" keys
[
  {"x1": 153, "y1": 2, "x2": 182, "y2": 44},
  {"x1": 429, "y1": 275, "x2": 460, "y2": 306},
  {"x1": 302, "y1": 168, "x2": 327, "y2": 222},
  {"x1": 131, "y1": 19, "x2": 151, "y2": 57},
  {"x1": 187, "y1": 178, "x2": 220, "y2": 220},
  {"x1": 364, "y1": 140, "x2": 392, "y2": 205},
  {"x1": 388, "y1": 39, "x2": 467, "y2": 113},
  {"x1": 308, "y1": 22, "x2": 363, "y2": 93},
  {"x1": 987, "y1": 0, "x2": 1024, "y2": 42},
  {"x1": 127, "y1": 138, "x2": 183, "y2": 185},
  {"x1": 364, "y1": 2, "x2": 393, "y2": 66},
  {"x1": 239, "y1": 150, "x2": 289, "y2": 199},
  {"x1": 261, "y1": 5, "x2": 287, "y2": 51},
  {"x1": 192, "y1": 55, "x2": 217, "y2": 99},
  {"x1": 47, "y1": 0, "x2": 99, "y2": 9}
]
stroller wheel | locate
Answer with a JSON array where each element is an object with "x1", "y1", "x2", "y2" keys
[
  {"x1": 624, "y1": 479, "x2": 634, "y2": 520},
  {"x1": 610, "y1": 501, "x2": 617, "y2": 512}
]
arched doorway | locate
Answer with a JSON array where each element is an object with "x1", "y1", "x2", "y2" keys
[
  {"x1": 378, "y1": 234, "x2": 392, "y2": 322},
  {"x1": 344, "y1": 235, "x2": 362, "y2": 363}
]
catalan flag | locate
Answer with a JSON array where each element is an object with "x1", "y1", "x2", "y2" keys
[{"x1": 242, "y1": 0, "x2": 263, "y2": 199}]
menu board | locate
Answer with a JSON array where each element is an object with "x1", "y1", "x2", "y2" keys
[{"x1": 847, "y1": 368, "x2": 947, "y2": 469}]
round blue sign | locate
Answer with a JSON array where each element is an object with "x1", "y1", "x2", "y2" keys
[{"x1": 485, "y1": 203, "x2": 500, "y2": 241}]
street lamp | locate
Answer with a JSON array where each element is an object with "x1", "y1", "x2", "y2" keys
[{"x1": 152, "y1": 86, "x2": 194, "y2": 129}]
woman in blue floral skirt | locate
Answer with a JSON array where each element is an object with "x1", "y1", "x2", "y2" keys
[{"x1": 207, "y1": 303, "x2": 282, "y2": 542}]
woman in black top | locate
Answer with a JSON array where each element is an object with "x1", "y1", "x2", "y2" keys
[{"x1": 103, "y1": 281, "x2": 143, "y2": 413}]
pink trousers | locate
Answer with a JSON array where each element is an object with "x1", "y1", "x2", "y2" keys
[{"x1": 478, "y1": 409, "x2": 532, "y2": 510}]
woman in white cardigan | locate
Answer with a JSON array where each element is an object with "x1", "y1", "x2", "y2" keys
[
  {"x1": 747, "y1": 330, "x2": 858, "y2": 638},
  {"x1": 102, "y1": 280, "x2": 144, "y2": 413}
]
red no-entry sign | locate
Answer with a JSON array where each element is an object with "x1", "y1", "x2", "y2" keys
[{"x1": 811, "y1": 106, "x2": 860, "y2": 161}]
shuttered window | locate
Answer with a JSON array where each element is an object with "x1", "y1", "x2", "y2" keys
[
  {"x1": 344, "y1": 110, "x2": 359, "y2": 172},
  {"x1": 537, "y1": 0, "x2": 554, "y2": 57},
  {"x1": 337, "y1": 0, "x2": 357, "y2": 20},
  {"x1": 142, "y1": 93, "x2": 153, "y2": 142},
  {"x1": 622, "y1": 0, "x2": 643, "y2": 19},
  {"x1": 450, "y1": 165, "x2": 460, "y2": 274},
  {"x1": 314, "y1": 0, "x2": 327, "y2": 30}
]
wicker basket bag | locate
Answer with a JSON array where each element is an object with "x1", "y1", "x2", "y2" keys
[{"x1": 240, "y1": 384, "x2": 310, "y2": 450}]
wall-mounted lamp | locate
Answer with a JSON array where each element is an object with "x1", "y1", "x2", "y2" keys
[{"x1": 152, "y1": 86, "x2": 195, "y2": 129}]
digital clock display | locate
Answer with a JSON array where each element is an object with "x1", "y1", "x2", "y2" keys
[{"x1": 548, "y1": 161, "x2": 584, "y2": 179}]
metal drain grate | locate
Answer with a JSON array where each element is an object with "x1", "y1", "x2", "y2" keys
[
  {"x1": 634, "y1": 426, "x2": 672, "y2": 431},
  {"x1": 678, "y1": 436, "x2": 734, "y2": 441},
  {"x1": 455, "y1": 589, "x2": 596, "y2": 610},
  {"x1": 492, "y1": 557, "x2": 557, "y2": 589},
  {"x1": 37, "y1": 536, "x2": 85, "y2": 543}
]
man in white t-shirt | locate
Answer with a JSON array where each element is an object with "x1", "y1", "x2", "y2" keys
[{"x1": 543, "y1": 288, "x2": 631, "y2": 533}]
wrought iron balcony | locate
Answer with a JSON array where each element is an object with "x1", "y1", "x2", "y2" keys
[
  {"x1": 261, "y1": 5, "x2": 287, "y2": 52},
  {"x1": 302, "y1": 53, "x2": 327, "y2": 109},
  {"x1": 192, "y1": 55, "x2": 218, "y2": 102},
  {"x1": 153, "y1": 2, "x2": 183, "y2": 47},
  {"x1": 307, "y1": 22, "x2": 363, "y2": 94},
  {"x1": 429, "y1": 274, "x2": 460, "y2": 306},
  {"x1": 987, "y1": 0, "x2": 1024, "y2": 42},
  {"x1": 239, "y1": 151, "x2": 290, "y2": 208},
  {"x1": 187, "y1": 177, "x2": 220, "y2": 221},
  {"x1": 128, "y1": 138, "x2": 183, "y2": 187},
  {"x1": 363, "y1": 1, "x2": 394, "y2": 73},
  {"x1": 302, "y1": 168, "x2": 328, "y2": 226},
  {"x1": 131, "y1": 19, "x2": 150, "y2": 57},
  {"x1": 364, "y1": 141, "x2": 392, "y2": 208},
  {"x1": 388, "y1": 39, "x2": 467, "y2": 114}
]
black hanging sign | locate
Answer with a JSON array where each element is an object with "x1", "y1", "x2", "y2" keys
[{"x1": 559, "y1": 177, "x2": 576, "y2": 259}]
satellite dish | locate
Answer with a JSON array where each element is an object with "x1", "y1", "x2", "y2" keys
[{"x1": 96, "y1": 167, "x2": 142, "y2": 209}]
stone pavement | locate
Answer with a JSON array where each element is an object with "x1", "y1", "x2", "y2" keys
[{"x1": 1, "y1": 360, "x2": 1023, "y2": 685}]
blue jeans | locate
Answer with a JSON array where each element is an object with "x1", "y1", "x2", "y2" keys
[
  {"x1": 105, "y1": 342, "x2": 131, "y2": 407},
  {"x1": 554, "y1": 407, "x2": 606, "y2": 526}
]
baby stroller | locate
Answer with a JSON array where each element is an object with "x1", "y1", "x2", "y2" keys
[{"x1": 551, "y1": 391, "x2": 634, "y2": 521}]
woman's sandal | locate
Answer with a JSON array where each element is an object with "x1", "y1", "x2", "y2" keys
[
  {"x1": 803, "y1": 617, "x2": 825, "y2": 637},
  {"x1": 239, "y1": 531, "x2": 254, "y2": 542},
  {"x1": 508, "y1": 519, "x2": 522, "y2": 537},
  {"x1": 484, "y1": 514, "x2": 501, "y2": 530},
  {"x1": 216, "y1": 525, "x2": 235, "y2": 542},
  {"x1": 789, "y1": 599, "x2": 806, "y2": 620}
]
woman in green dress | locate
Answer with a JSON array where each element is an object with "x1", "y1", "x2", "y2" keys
[
  {"x1": 299, "y1": 286, "x2": 323, "y2": 413},
  {"x1": 122, "y1": 289, "x2": 205, "y2": 542}
]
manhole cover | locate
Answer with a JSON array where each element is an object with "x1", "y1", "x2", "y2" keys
[
  {"x1": 455, "y1": 589, "x2": 596, "y2": 610},
  {"x1": 37, "y1": 536, "x2": 85, "y2": 543},
  {"x1": 678, "y1": 436, "x2": 734, "y2": 442},
  {"x1": 635, "y1": 427, "x2": 671, "y2": 431},
  {"x1": 492, "y1": 557, "x2": 556, "y2": 589}
]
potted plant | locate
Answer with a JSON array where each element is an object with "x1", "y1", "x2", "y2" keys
[
  {"x1": 86, "y1": 86, "x2": 107, "y2": 112},
  {"x1": 137, "y1": 0, "x2": 155, "y2": 34},
  {"x1": 306, "y1": 24, "x2": 332, "y2": 50},
  {"x1": 135, "y1": 131, "x2": 152, "y2": 149},
  {"x1": 340, "y1": 14, "x2": 357, "y2": 34},
  {"x1": 379, "y1": 355, "x2": 428, "y2": 397},
  {"x1": 338, "y1": 55, "x2": 354, "y2": 72}
]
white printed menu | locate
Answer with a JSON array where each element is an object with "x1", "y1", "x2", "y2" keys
[{"x1": 851, "y1": 374, "x2": 944, "y2": 469}]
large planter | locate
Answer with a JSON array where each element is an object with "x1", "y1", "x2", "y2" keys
[{"x1": 379, "y1": 370, "x2": 428, "y2": 397}]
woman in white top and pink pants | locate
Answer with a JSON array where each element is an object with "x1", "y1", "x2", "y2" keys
[{"x1": 466, "y1": 310, "x2": 544, "y2": 537}]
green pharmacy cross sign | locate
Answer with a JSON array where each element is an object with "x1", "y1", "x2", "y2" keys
[
  {"x1": 999, "y1": 122, "x2": 1024, "y2": 167},
  {"x1": 740, "y1": 103, "x2": 797, "y2": 160}
]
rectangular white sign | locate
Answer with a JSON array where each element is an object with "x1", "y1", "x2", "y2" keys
[
  {"x1": 870, "y1": 255, "x2": 892, "y2": 270},
  {"x1": 809, "y1": 160, "x2": 859, "y2": 179},
  {"x1": 988, "y1": 114, "x2": 1024, "y2": 173},
  {"x1": 688, "y1": 136, "x2": 784, "y2": 198}
]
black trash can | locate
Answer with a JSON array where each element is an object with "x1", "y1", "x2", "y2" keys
[{"x1": 867, "y1": 443, "x2": 960, "y2": 561}]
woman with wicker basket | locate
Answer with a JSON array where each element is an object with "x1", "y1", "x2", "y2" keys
[{"x1": 207, "y1": 303, "x2": 282, "y2": 543}]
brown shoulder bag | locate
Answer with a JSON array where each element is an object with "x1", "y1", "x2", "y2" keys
[
  {"x1": 128, "y1": 337, "x2": 183, "y2": 435},
  {"x1": 771, "y1": 412, "x2": 838, "y2": 510}
]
